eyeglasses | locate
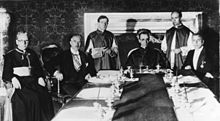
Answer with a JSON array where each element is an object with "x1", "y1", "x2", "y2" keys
[
  {"x1": 17, "y1": 39, "x2": 29, "y2": 42},
  {"x1": 139, "y1": 38, "x2": 149, "y2": 41}
]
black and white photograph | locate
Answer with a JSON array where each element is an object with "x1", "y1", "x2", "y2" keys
[{"x1": 0, "y1": 0, "x2": 219, "y2": 121}]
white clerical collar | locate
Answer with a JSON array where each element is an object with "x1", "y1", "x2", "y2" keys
[
  {"x1": 174, "y1": 23, "x2": 182, "y2": 28},
  {"x1": 195, "y1": 46, "x2": 203, "y2": 52},
  {"x1": 15, "y1": 48, "x2": 26, "y2": 54},
  {"x1": 97, "y1": 29, "x2": 105, "y2": 33},
  {"x1": 70, "y1": 48, "x2": 79, "y2": 55}
]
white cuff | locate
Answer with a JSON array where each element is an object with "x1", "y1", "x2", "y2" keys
[
  {"x1": 180, "y1": 46, "x2": 189, "y2": 56},
  {"x1": 53, "y1": 70, "x2": 60, "y2": 77}
]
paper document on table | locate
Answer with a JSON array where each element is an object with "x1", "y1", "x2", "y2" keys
[
  {"x1": 187, "y1": 87, "x2": 215, "y2": 101},
  {"x1": 175, "y1": 87, "x2": 220, "y2": 121},
  {"x1": 52, "y1": 106, "x2": 115, "y2": 121},
  {"x1": 76, "y1": 87, "x2": 111, "y2": 99},
  {"x1": 52, "y1": 107, "x2": 102, "y2": 121},
  {"x1": 97, "y1": 70, "x2": 120, "y2": 76},
  {"x1": 88, "y1": 77, "x2": 112, "y2": 84},
  {"x1": 125, "y1": 78, "x2": 139, "y2": 82},
  {"x1": 177, "y1": 76, "x2": 201, "y2": 84}
]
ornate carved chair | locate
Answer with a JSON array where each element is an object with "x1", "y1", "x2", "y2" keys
[{"x1": 41, "y1": 43, "x2": 69, "y2": 104}]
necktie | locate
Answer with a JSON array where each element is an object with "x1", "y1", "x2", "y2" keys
[{"x1": 72, "y1": 54, "x2": 81, "y2": 71}]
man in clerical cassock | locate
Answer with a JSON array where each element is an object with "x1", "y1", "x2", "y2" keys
[
  {"x1": 2, "y1": 32, "x2": 54, "y2": 121},
  {"x1": 53, "y1": 34, "x2": 97, "y2": 96},
  {"x1": 182, "y1": 33, "x2": 218, "y2": 96},
  {"x1": 85, "y1": 15, "x2": 118, "y2": 71},
  {"x1": 126, "y1": 29, "x2": 169, "y2": 69},
  {"x1": 161, "y1": 11, "x2": 194, "y2": 71}
]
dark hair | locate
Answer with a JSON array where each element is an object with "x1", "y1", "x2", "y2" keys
[
  {"x1": 97, "y1": 15, "x2": 109, "y2": 23},
  {"x1": 193, "y1": 32, "x2": 204, "y2": 40},
  {"x1": 16, "y1": 30, "x2": 29, "y2": 40},
  {"x1": 69, "y1": 34, "x2": 82, "y2": 42},
  {"x1": 137, "y1": 29, "x2": 151, "y2": 39},
  {"x1": 126, "y1": 18, "x2": 137, "y2": 23},
  {"x1": 171, "y1": 11, "x2": 182, "y2": 18}
]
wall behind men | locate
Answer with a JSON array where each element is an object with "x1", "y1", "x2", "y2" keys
[
  {"x1": 0, "y1": 0, "x2": 218, "y2": 52},
  {"x1": 0, "y1": 0, "x2": 219, "y2": 99}
]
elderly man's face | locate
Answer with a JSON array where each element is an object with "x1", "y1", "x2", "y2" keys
[
  {"x1": 138, "y1": 34, "x2": 149, "y2": 48},
  {"x1": 98, "y1": 18, "x2": 108, "y2": 31},
  {"x1": 192, "y1": 35, "x2": 204, "y2": 50},
  {"x1": 171, "y1": 12, "x2": 181, "y2": 26},
  {"x1": 16, "y1": 33, "x2": 29, "y2": 50},
  {"x1": 70, "y1": 36, "x2": 81, "y2": 50}
]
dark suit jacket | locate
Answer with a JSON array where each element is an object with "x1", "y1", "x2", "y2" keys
[
  {"x1": 182, "y1": 47, "x2": 214, "y2": 80},
  {"x1": 57, "y1": 49, "x2": 97, "y2": 84}
]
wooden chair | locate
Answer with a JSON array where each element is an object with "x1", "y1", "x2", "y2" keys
[{"x1": 41, "y1": 44, "x2": 70, "y2": 104}]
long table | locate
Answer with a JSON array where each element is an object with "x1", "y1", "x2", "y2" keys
[
  {"x1": 52, "y1": 70, "x2": 176, "y2": 121},
  {"x1": 52, "y1": 70, "x2": 120, "y2": 121},
  {"x1": 164, "y1": 76, "x2": 220, "y2": 121},
  {"x1": 51, "y1": 70, "x2": 220, "y2": 121}
]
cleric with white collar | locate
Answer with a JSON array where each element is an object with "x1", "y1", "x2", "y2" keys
[{"x1": 2, "y1": 32, "x2": 54, "y2": 121}]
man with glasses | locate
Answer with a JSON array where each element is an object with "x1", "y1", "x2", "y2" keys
[
  {"x1": 2, "y1": 31, "x2": 54, "y2": 121},
  {"x1": 126, "y1": 29, "x2": 168, "y2": 69}
]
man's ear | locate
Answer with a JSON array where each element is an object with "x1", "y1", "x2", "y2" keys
[
  {"x1": 69, "y1": 41, "x2": 72, "y2": 45},
  {"x1": 15, "y1": 40, "x2": 18, "y2": 45},
  {"x1": 202, "y1": 39, "x2": 205, "y2": 44}
]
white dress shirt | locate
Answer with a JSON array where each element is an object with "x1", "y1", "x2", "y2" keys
[{"x1": 193, "y1": 46, "x2": 203, "y2": 70}]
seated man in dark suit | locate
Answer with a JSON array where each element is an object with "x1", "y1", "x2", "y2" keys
[
  {"x1": 125, "y1": 29, "x2": 169, "y2": 69},
  {"x1": 182, "y1": 33, "x2": 218, "y2": 95},
  {"x1": 53, "y1": 34, "x2": 97, "y2": 96}
]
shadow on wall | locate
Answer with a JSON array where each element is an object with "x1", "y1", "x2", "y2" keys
[
  {"x1": 200, "y1": 13, "x2": 219, "y2": 99},
  {"x1": 116, "y1": 18, "x2": 139, "y2": 68},
  {"x1": 200, "y1": 13, "x2": 219, "y2": 69}
]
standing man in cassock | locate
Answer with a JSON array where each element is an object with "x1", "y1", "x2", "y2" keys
[
  {"x1": 2, "y1": 32, "x2": 54, "y2": 121},
  {"x1": 161, "y1": 11, "x2": 194, "y2": 72},
  {"x1": 85, "y1": 15, "x2": 118, "y2": 71}
]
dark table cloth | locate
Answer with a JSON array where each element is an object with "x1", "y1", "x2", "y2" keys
[
  {"x1": 112, "y1": 74, "x2": 178, "y2": 121},
  {"x1": 53, "y1": 74, "x2": 178, "y2": 121}
]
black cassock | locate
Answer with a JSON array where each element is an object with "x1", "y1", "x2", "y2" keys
[
  {"x1": 2, "y1": 48, "x2": 54, "y2": 121},
  {"x1": 125, "y1": 46, "x2": 169, "y2": 69}
]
